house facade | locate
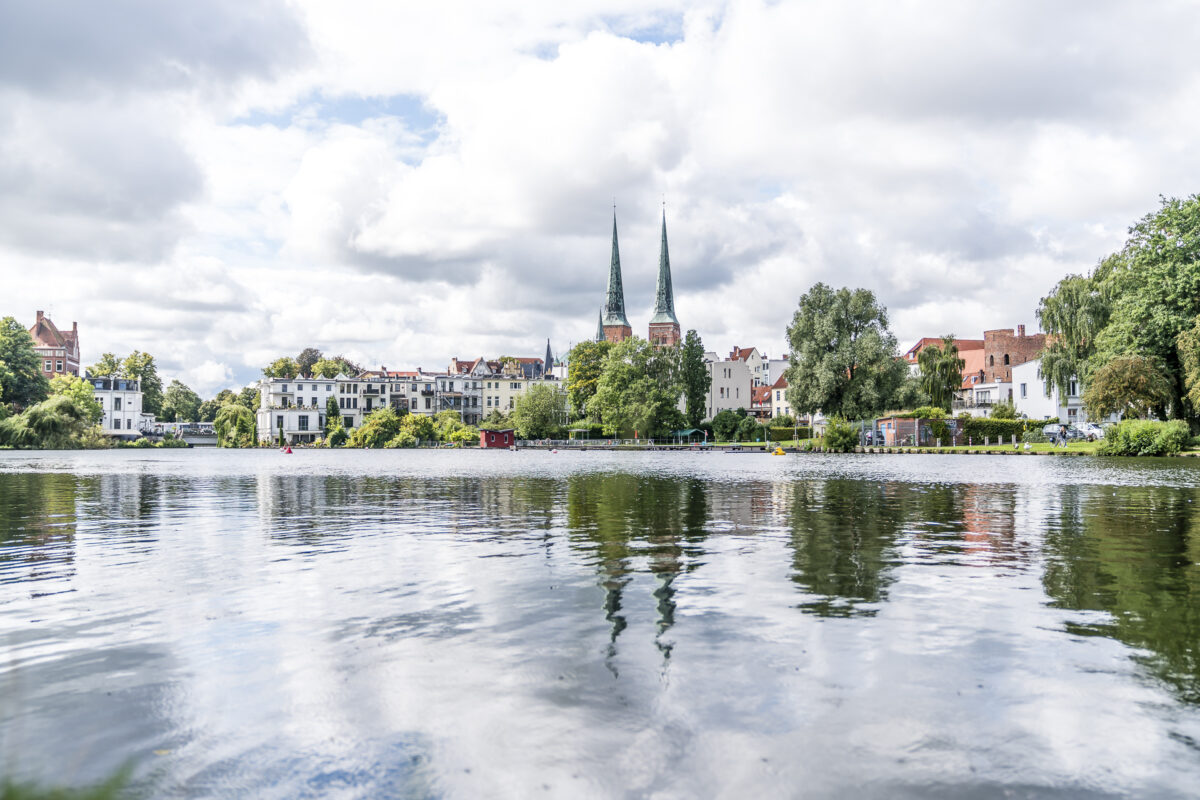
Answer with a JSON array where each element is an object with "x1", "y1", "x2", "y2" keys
[
  {"x1": 29, "y1": 311, "x2": 81, "y2": 380},
  {"x1": 89, "y1": 376, "x2": 143, "y2": 435},
  {"x1": 1012, "y1": 358, "x2": 1117, "y2": 425},
  {"x1": 705, "y1": 355, "x2": 752, "y2": 419}
]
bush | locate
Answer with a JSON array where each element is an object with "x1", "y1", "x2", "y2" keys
[
  {"x1": 1022, "y1": 429, "x2": 1048, "y2": 444},
  {"x1": 736, "y1": 415, "x2": 762, "y2": 442},
  {"x1": 327, "y1": 425, "x2": 348, "y2": 447},
  {"x1": 712, "y1": 409, "x2": 740, "y2": 441},
  {"x1": 824, "y1": 418, "x2": 859, "y2": 452},
  {"x1": 962, "y1": 417, "x2": 1030, "y2": 443},
  {"x1": 768, "y1": 425, "x2": 810, "y2": 441},
  {"x1": 773, "y1": 414, "x2": 795, "y2": 427},
  {"x1": 1098, "y1": 419, "x2": 1190, "y2": 456},
  {"x1": 384, "y1": 430, "x2": 418, "y2": 448}
]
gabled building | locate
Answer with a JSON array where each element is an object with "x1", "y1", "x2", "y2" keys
[
  {"x1": 903, "y1": 337, "x2": 984, "y2": 375},
  {"x1": 728, "y1": 346, "x2": 769, "y2": 387},
  {"x1": 28, "y1": 310, "x2": 81, "y2": 379}
]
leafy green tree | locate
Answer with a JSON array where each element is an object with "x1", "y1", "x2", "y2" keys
[
  {"x1": 1082, "y1": 355, "x2": 1173, "y2": 420},
  {"x1": 197, "y1": 399, "x2": 221, "y2": 422},
  {"x1": 161, "y1": 379, "x2": 202, "y2": 422},
  {"x1": 567, "y1": 340, "x2": 612, "y2": 419},
  {"x1": 784, "y1": 283, "x2": 906, "y2": 420},
  {"x1": 87, "y1": 352, "x2": 122, "y2": 377},
  {"x1": 593, "y1": 337, "x2": 680, "y2": 437},
  {"x1": 446, "y1": 425, "x2": 479, "y2": 445},
  {"x1": 0, "y1": 316, "x2": 50, "y2": 409},
  {"x1": 1179, "y1": 316, "x2": 1200, "y2": 415},
  {"x1": 312, "y1": 358, "x2": 342, "y2": 378},
  {"x1": 481, "y1": 409, "x2": 511, "y2": 428},
  {"x1": 400, "y1": 412, "x2": 436, "y2": 443},
  {"x1": 263, "y1": 357, "x2": 300, "y2": 379},
  {"x1": 237, "y1": 386, "x2": 260, "y2": 411},
  {"x1": 121, "y1": 352, "x2": 163, "y2": 416},
  {"x1": 297, "y1": 347, "x2": 322, "y2": 376},
  {"x1": 990, "y1": 399, "x2": 1017, "y2": 419},
  {"x1": 49, "y1": 374, "x2": 102, "y2": 425},
  {"x1": 917, "y1": 336, "x2": 966, "y2": 412},
  {"x1": 0, "y1": 395, "x2": 93, "y2": 449},
  {"x1": 325, "y1": 396, "x2": 340, "y2": 435},
  {"x1": 331, "y1": 355, "x2": 363, "y2": 376},
  {"x1": 711, "y1": 409, "x2": 740, "y2": 441},
  {"x1": 736, "y1": 415, "x2": 762, "y2": 442},
  {"x1": 511, "y1": 384, "x2": 567, "y2": 439},
  {"x1": 890, "y1": 374, "x2": 930, "y2": 411},
  {"x1": 327, "y1": 423, "x2": 348, "y2": 447},
  {"x1": 347, "y1": 408, "x2": 404, "y2": 448},
  {"x1": 214, "y1": 404, "x2": 256, "y2": 447},
  {"x1": 678, "y1": 329, "x2": 710, "y2": 427},
  {"x1": 1037, "y1": 271, "x2": 1111, "y2": 399}
]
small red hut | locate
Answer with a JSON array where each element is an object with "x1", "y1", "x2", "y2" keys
[{"x1": 480, "y1": 429, "x2": 515, "y2": 448}]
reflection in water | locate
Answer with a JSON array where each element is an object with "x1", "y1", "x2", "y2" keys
[
  {"x1": 1042, "y1": 484, "x2": 1200, "y2": 703},
  {"x1": 3, "y1": 452, "x2": 1200, "y2": 798}
]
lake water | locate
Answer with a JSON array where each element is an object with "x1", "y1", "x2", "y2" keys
[{"x1": 2, "y1": 449, "x2": 1199, "y2": 799}]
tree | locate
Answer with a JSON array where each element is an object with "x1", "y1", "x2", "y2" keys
[
  {"x1": 891, "y1": 374, "x2": 930, "y2": 411},
  {"x1": 0, "y1": 316, "x2": 50, "y2": 409},
  {"x1": 297, "y1": 347, "x2": 322, "y2": 376},
  {"x1": 592, "y1": 337, "x2": 680, "y2": 437},
  {"x1": 1179, "y1": 315, "x2": 1200, "y2": 415},
  {"x1": 511, "y1": 383, "x2": 567, "y2": 439},
  {"x1": 331, "y1": 355, "x2": 363, "y2": 376},
  {"x1": 784, "y1": 283, "x2": 906, "y2": 420},
  {"x1": 263, "y1": 357, "x2": 300, "y2": 379},
  {"x1": 400, "y1": 412, "x2": 436, "y2": 443},
  {"x1": 481, "y1": 409, "x2": 511, "y2": 428},
  {"x1": 711, "y1": 409, "x2": 740, "y2": 441},
  {"x1": 347, "y1": 408, "x2": 404, "y2": 448},
  {"x1": 1037, "y1": 271, "x2": 1111, "y2": 399},
  {"x1": 990, "y1": 399, "x2": 1017, "y2": 419},
  {"x1": 312, "y1": 358, "x2": 343, "y2": 378},
  {"x1": 214, "y1": 403, "x2": 256, "y2": 447},
  {"x1": 1082, "y1": 355, "x2": 1173, "y2": 420},
  {"x1": 49, "y1": 374, "x2": 102, "y2": 425},
  {"x1": 736, "y1": 415, "x2": 762, "y2": 442},
  {"x1": 678, "y1": 329, "x2": 710, "y2": 427},
  {"x1": 121, "y1": 351, "x2": 163, "y2": 416},
  {"x1": 916, "y1": 336, "x2": 966, "y2": 412},
  {"x1": 161, "y1": 379, "x2": 202, "y2": 423},
  {"x1": 325, "y1": 396, "x2": 340, "y2": 435},
  {"x1": 237, "y1": 386, "x2": 260, "y2": 411},
  {"x1": 197, "y1": 399, "x2": 221, "y2": 422},
  {"x1": 566, "y1": 340, "x2": 612, "y2": 419},
  {"x1": 87, "y1": 352, "x2": 122, "y2": 377},
  {"x1": 0, "y1": 395, "x2": 93, "y2": 449}
]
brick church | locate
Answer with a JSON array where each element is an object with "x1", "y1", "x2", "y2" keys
[{"x1": 595, "y1": 210, "x2": 681, "y2": 348}]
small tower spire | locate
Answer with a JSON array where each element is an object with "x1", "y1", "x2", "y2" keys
[
  {"x1": 544, "y1": 338, "x2": 553, "y2": 377},
  {"x1": 595, "y1": 308, "x2": 605, "y2": 343}
]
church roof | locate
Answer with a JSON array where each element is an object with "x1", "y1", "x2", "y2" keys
[
  {"x1": 602, "y1": 212, "x2": 631, "y2": 328},
  {"x1": 649, "y1": 210, "x2": 679, "y2": 326}
]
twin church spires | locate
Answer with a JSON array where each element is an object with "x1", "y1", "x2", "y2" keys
[{"x1": 597, "y1": 208, "x2": 681, "y2": 348}]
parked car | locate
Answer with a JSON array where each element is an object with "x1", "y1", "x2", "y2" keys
[
  {"x1": 1042, "y1": 423, "x2": 1086, "y2": 442},
  {"x1": 1078, "y1": 422, "x2": 1105, "y2": 441}
]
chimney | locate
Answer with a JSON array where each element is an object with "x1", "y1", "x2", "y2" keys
[
  {"x1": 1017, "y1": 324, "x2": 1025, "y2": 337},
  {"x1": 36, "y1": 310, "x2": 43, "y2": 321}
]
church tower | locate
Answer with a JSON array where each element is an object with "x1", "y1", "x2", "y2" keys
[
  {"x1": 601, "y1": 212, "x2": 633, "y2": 343},
  {"x1": 648, "y1": 209, "x2": 681, "y2": 348}
]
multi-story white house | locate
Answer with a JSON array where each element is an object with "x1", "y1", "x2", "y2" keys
[
  {"x1": 706, "y1": 355, "x2": 753, "y2": 419},
  {"x1": 88, "y1": 376, "x2": 143, "y2": 436},
  {"x1": 1012, "y1": 358, "x2": 1118, "y2": 425},
  {"x1": 729, "y1": 346, "x2": 770, "y2": 387}
]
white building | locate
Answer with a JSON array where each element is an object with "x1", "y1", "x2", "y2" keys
[
  {"x1": 1012, "y1": 359, "x2": 1117, "y2": 425},
  {"x1": 89, "y1": 376, "x2": 144, "y2": 436},
  {"x1": 729, "y1": 346, "x2": 770, "y2": 387},
  {"x1": 706, "y1": 355, "x2": 753, "y2": 419}
]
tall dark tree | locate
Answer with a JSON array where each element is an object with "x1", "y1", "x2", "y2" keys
[
  {"x1": 296, "y1": 347, "x2": 322, "y2": 376},
  {"x1": 678, "y1": 329, "x2": 710, "y2": 427},
  {"x1": 783, "y1": 283, "x2": 906, "y2": 420},
  {"x1": 161, "y1": 379, "x2": 202, "y2": 423},
  {"x1": 0, "y1": 316, "x2": 49, "y2": 409},
  {"x1": 236, "y1": 386, "x2": 260, "y2": 411}
]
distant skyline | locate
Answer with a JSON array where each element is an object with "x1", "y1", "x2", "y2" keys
[{"x1": 3, "y1": 1, "x2": 1199, "y2": 396}]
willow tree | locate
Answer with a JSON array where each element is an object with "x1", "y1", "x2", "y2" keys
[
  {"x1": 1036, "y1": 269, "x2": 1111, "y2": 398},
  {"x1": 916, "y1": 335, "x2": 966, "y2": 411}
]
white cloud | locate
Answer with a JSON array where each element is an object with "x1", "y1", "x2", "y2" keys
[{"x1": 4, "y1": 0, "x2": 1200, "y2": 396}]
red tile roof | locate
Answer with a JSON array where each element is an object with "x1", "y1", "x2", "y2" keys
[
  {"x1": 904, "y1": 337, "x2": 985, "y2": 363},
  {"x1": 751, "y1": 386, "x2": 771, "y2": 405}
]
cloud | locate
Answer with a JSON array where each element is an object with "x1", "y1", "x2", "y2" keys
[{"x1": 5, "y1": 0, "x2": 1200, "y2": 395}]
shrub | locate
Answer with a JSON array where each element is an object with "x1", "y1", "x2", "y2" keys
[
  {"x1": 736, "y1": 415, "x2": 762, "y2": 442},
  {"x1": 773, "y1": 414, "x2": 795, "y2": 427},
  {"x1": 327, "y1": 425, "x2": 348, "y2": 447},
  {"x1": 824, "y1": 418, "x2": 859, "y2": 452},
  {"x1": 768, "y1": 425, "x2": 810, "y2": 441},
  {"x1": 962, "y1": 417, "x2": 1030, "y2": 443},
  {"x1": 712, "y1": 409, "x2": 740, "y2": 441},
  {"x1": 384, "y1": 430, "x2": 418, "y2": 448},
  {"x1": 1022, "y1": 429, "x2": 1048, "y2": 444},
  {"x1": 1098, "y1": 419, "x2": 1190, "y2": 456}
]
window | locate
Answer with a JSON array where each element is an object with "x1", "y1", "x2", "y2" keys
[
  {"x1": 311, "y1": 397, "x2": 317, "y2": 407},
  {"x1": 126, "y1": 419, "x2": 132, "y2": 429},
  {"x1": 276, "y1": 415, "x2": 283, "y2": 429},
  {"x1": 352, "y1": 397, "x2": 357, "y2": 409},
  {"x1": 988, "y1": 355, "x2": 994, "y2": 366},
  {"x1": 56, "y1": 360, "x2": 63, "y2": 372},
  {"x1": 1068, "y1": 407, "x2": 1077, "y2": 418},
  {"x1": 114, "y1": 398, "x2": 122, "y2": 411},
  {"x1": 281, "y1": 384, "x2": 288, "y2": 393},
  {"x1": 319, "y1": 414, "x2": 325, "y2": 428},
  {"x1": 425, "y1": 398, "x2": 431, "y2": 409},
  {"x1": 326, "y1": 384, "x2": 333, "y2": 391},
  {"x1": 298, "y1": 415, "x2": 309, "y2": 431},
  {"x1": 344, "y1": 416, "x2": 353, "y2": 428},
  {"x1": 44, "y1": 360, "x2": 52, "y2": 372},
  {"x1": 1003, "y1": 354, "x2": 1010, "y2": 366},
  {"x1": 1070, "y1": 381, "x2": 1078, "y2": 397},
  {"x1": 339, "y1": 397, "x2": 345, "y2": 409},
  {"x1": 1020, "y1": 383, "x2": 1027, "y2": 398}
]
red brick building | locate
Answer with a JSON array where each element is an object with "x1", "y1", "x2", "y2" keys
[
  {"x1": 28, "y1": 311, "x2": 80, "y2": 380},
  {"x1": 983, "y1": 325, "x2": 1046, "y2": 383}
]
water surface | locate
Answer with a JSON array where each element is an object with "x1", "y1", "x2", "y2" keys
[{"x1": 2, "y1": 450, "x2": 1199, "y2": 798}]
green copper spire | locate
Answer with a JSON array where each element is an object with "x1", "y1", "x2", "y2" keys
[
  {"x1": 595, "y1": 308, "x2": 605, "y2": 342},
  {"x1": 649, "y1": 209, "x2": 679, "y2": 325},
  {"x1": 602, "y1": 212, "x2": 631, "y2": 328}
]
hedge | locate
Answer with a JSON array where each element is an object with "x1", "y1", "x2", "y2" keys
[
  {"x1": 1098, "y1": 419, "x2": 1189, "y2": 456},
  {"x1": 769, "y1": 426, "x2": 811, "y2": 441},
  {"x1": 961, "y1": 418, "x2": 1039, "y2": 442}
]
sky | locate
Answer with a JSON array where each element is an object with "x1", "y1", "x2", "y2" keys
[{"x1": 2, "y1": 0, "x2": 1198, "y2": 397}]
